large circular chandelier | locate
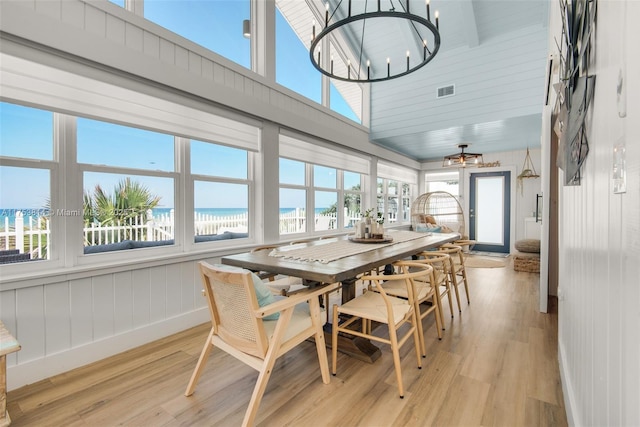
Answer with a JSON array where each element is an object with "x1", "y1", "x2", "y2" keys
[{"x1": 310, "y1": 0, "x2": 441, "y2": 83}]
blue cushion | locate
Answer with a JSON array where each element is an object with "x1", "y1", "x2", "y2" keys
[
  {"x1": 84, "y1": 240, "x2": 135, "y2": 254},
  {"x1": 211, "y1": 264, "x2": 279, "y2": 320},
  {"x1": 226, "y1": 231, "x2": 249, "y2": 239},
  {"x1": 131, "y1": 240, "x2": 174, "y2": 248},
  {"x1": 194, "y1": 233, "x2": 232, "y2": 243},
  {"x1": 84, "y1": 239, "x2": 175, "y2": 254},
  {"x1": 416, "y1": 225, "x2": 441, "y2": 233}
]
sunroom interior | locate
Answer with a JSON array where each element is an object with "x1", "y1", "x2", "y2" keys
[{"x1": 0, "y1": 0, "x2": 638, "y2": 426}]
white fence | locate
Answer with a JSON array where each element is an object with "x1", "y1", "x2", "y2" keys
[{"x1": 0, "y1": 208, "x2": 395, "y2": 260}]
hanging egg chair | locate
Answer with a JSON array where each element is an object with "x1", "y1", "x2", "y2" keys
[{"x1": 411, "y1": 191, "x2": 466, "y2": 237}]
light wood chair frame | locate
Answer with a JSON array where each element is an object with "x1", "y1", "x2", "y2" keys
[
  {"x1": 185, "y1": 261, "x2": 340, "y2": 427},
  {"x1": 415, "y1": 251, "x2": 456, "y2": 324},
  {"x1": 331, "y1": 262, "x2": 425, "y2": 398},
  {"x1": 438, "y1": 244, "x2": 471, "y2": 307},
  {"x1": 379, "y1": 260, "x2": 444, "y2": 358}
]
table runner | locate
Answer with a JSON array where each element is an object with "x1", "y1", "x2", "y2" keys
[{"x1": 269, "y1": 230, "x2": 429, "y2": 264}]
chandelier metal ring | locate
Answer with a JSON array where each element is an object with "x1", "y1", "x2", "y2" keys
[{"x1": 309, "y1": 10, "x2": 441, "y2": 83}]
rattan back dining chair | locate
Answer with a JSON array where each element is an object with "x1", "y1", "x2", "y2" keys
[
  {"x1": 185, "y1": 261, "x2": 339, "y2": 427},
  {"x1": 331, "y1": 261, "x2": 426, "y2": 398}
]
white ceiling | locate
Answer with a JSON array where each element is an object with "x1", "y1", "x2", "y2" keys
[{"x1": 280, "y1": 0, "x2": 550, "y2": 162}]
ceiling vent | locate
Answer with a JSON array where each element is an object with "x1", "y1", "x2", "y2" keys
[{"x1": 437, "y1": 84, "x2": 455, "y2": 98}]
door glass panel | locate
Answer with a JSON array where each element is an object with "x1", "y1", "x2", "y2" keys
[{"x1": 476, "y1": 177, "x2": 504, "y2": 244}]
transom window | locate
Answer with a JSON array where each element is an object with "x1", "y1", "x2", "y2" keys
[{"x1": 144, "y1": 0, "x2": 251, "y2": 70}]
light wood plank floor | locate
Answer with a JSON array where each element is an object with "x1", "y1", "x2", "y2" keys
[{"x1": 7, "y1": 256, "x2": 567, "y2": 426}]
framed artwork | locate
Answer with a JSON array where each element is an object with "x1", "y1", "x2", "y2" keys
[{"x1": 554, "y1": 0, "x2": 597, "y2": 185}]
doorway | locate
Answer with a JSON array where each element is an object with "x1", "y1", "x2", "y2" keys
[{"x1": 469, "y1": 171, "x2": 511, "y2": 253}]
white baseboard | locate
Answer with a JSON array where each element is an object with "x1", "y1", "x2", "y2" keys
[
  {"x1": 7, "y1": 308, "x2": 209, "y2": 391},
  {"x1": 559, "y1": 340, "x2": 579, "y2": 427}
]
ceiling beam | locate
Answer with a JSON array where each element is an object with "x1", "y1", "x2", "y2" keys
[{"x1": 458, "y1": 0, "x2": 479, "y2": 47}]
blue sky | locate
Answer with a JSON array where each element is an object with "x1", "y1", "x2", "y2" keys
[{"x1": 1, "y1": 1, "x2": 357, "y2": 210}]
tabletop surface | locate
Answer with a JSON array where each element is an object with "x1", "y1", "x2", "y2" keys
[
  {"x1": 222, "y1": 231, "x2": 460, "y2": 284},
  {"x1": 0, "y1": 321, "x2": 21, "y2": 356}
]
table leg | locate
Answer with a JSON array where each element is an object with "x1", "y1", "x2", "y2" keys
[{"x1": 0, "y1": 354, "x2": 9, "y2": 427}]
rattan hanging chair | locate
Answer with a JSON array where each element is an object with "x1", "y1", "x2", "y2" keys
[{"x1": 411, "y1": 191, "x2": 466, "y2": 237}]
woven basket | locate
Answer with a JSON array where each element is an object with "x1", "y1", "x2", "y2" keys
[{"x1": 513, "y1": 255, "x2": 540, "y2": 273}]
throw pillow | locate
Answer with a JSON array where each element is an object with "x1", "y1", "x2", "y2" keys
[{"x1": 211, "y1": 264, "x2": 279, "y2": 320}]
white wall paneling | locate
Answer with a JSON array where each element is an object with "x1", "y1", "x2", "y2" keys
[
  {"x1": 547, "y1": 1, "x2": 640, "y2": 425},
  {"x1": 0, "y1": 259, "x2": 210, "y2": 391}
]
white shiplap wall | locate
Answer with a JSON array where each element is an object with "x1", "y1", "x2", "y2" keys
[
  {"x1": 546, "y1": 1, "x2": 640, "y2": 426},
  {"x1": 1, "y1": 259, "x2": 212, "y2": 390},
  {"x1": 370, "y1": 24, "x2": 548, "y2": 141}
]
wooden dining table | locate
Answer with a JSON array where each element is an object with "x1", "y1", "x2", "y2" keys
[{"x1": 222, "y1": 230, "x2": 460, "y2": 362}]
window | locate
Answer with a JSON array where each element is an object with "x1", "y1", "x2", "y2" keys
[
  {"x1": 377, "y1": 178, "x2": 413, "y2": 226},
  {"x1": 425, "y1": 171, "x2": 460, "y2": 196},
  {"x1": 377, "y1": 162, "x2": 417, "y2": 226},
  {"x1": 145, "y1": 0, "x2": 251, "y2": 69},
  {"x1": 330, "y1": 82, "x2": 360, "y2": 123},
  {"x1": 401, "y1": 183, "x2": 411, "y2": 222},
  {"x1": 191, "y1": 140, "x2": 250, "y2": 242},
  {"x1": 275, "y1": 7, "x2": 321, "y2": 104},
  {"x1": 343, "y1": 171, "x2": 363, "y2": 228},
  {"x1": 328, "y1": 41, "x2": 363, "y2": 123},
  {"x1": 279, "y1": 133, "x2": 370, "y2": 236},
  {"x1": 78, "y1": 118, "x2": 176, "y2": 253},
  {"x1": 314, "y1": 165, "x2": 337, "y2": 231},
  {"x1": 280, "y1": 157, "x2": 367, "y2": 235},
  {"x1": 279, "y1": 158, "x2": 306, "y2": 234},
  {"x1": 0, "y1": 102, "x2": 54, "y2": 264}
]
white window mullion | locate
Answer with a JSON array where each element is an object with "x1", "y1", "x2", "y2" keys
[
  {"x1": 57, "y1": 114, "x2": 82, "y2": 267},
  {"x1": 177, "y1": 137, "x2": 189, "y2": 250},
  {"x1": 306, "y1": 162, "x2": 314, "y2": 234}
]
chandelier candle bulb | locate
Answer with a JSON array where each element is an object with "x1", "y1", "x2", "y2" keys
[
  {"x1": 435, "y1": 10, "x2": 439, "y2": 29},
  {"x1": 367, "y1": 60, "x2": 370, "y2": 80},
  {"x1": 387, "y1": 57, "x2": 390, "y2": 77},
  {"x1": 423, "y1": 40, "x2": 427, "y2": 60},
  {"x1": 325, "y1": 3, "x2": 329, "y2": 26},
  {"x1": 331, "y1": 56, "x2": 334, "y2": 75},
  {"x1": 406, "y1": 50, "x2": 410, "y2": 71},
  {"x1": 426, "y1": 0, "x2": 430, "y2": 21},
  {"x1": 312, "y1": 20, "x2": 315, "y2": 39}
]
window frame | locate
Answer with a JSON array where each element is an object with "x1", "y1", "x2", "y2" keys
[{"x1": 279, "y1": 156, "x2": 367, "y2": 237}]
